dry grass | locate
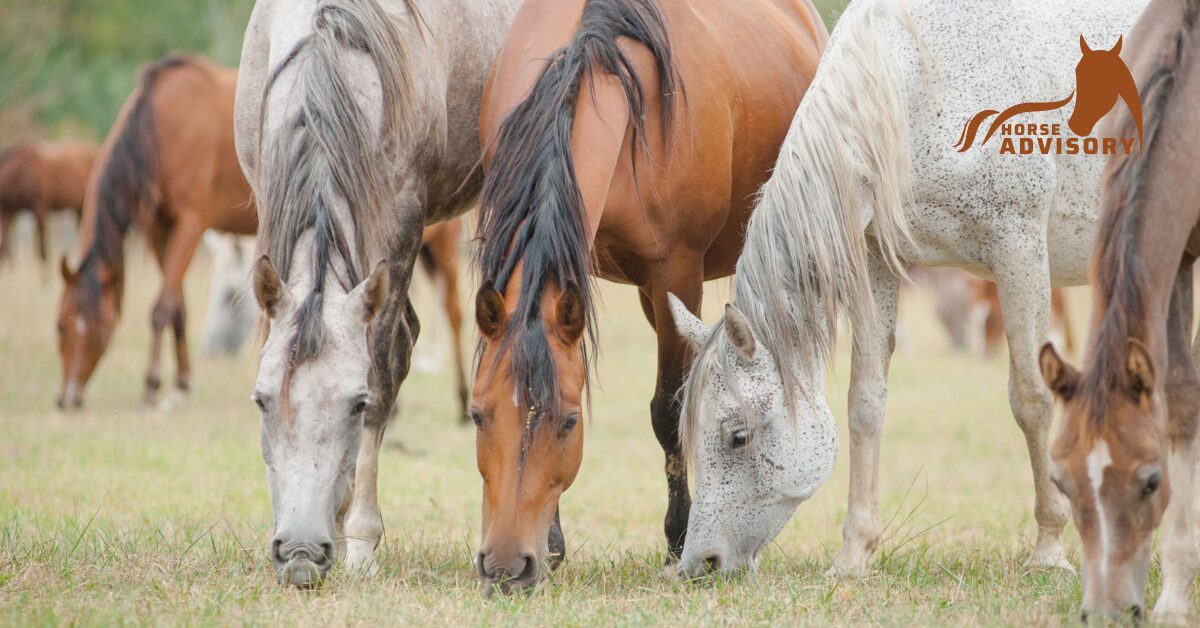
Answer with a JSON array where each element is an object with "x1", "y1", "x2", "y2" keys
[{"x1": 0, "y1": 220, "x2": 1186, "y2": 625}]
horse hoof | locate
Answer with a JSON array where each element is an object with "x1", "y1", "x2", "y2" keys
[
  {"x1": 157, "y1": 389, "x2": 189, "y2": 413},
  {"x1": 343, "y1": 540, "x2": 379, "y2": 577},
  {"x1": 1151, "y1": 597, "x2": 1191, "y2": 625},
  {"x1": 1023, "y1": 545, "x2": 1074, "y2": 573},
  {"x1": 824, "y1": 557, "x2": 870, "y2": 579}
]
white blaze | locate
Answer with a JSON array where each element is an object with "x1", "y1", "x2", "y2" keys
[{"x1": 1086, "y1": 439, "x2": 1113, "y2": 577}]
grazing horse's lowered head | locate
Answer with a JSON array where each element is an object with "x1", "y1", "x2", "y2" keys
[
  {"x1": 1068, "y1": 35, "x2": 1143, "y2": 142},
  {"x1": 1040, "y1": 342, "x2": 1165, "y2": 622},
  {"x1": 252, "y1": 255, "x2": 389, "y2": 587},
  {"x1": 669, "y1": 296, "x2": 837, "y2": 577},
  {"x1": 56, "y1": 255, "x2": 121, "y2": 409}
]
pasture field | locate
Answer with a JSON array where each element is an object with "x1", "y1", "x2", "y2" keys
[{"x1": 0, "y1": 228, "x2": 1182, "y2": 626}]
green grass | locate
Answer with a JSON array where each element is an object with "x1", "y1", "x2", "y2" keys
[{"x1": 0, "y1": 226, "x2": 1188, "y2": 625}]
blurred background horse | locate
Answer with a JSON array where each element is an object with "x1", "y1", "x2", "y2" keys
[{"x1": 0, "y1": 139, "x2": 95, "y2": 266}]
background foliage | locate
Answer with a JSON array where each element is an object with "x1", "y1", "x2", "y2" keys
[{"x1": 0, "y1": 0, "x2": 849, "y2": 143}]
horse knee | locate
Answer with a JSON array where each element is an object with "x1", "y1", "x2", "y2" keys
[{"x1": 1009, "y1": 376, "x2": 1052, "y2": 433}]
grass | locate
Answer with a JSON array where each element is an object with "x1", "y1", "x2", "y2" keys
[{"x1": 0, "y1": 222, "x2": 1188, "y2": 625}]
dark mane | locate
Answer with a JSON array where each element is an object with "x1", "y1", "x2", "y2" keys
[
  {"x1": 76, "y1": 52, "x2": 195, "y2": 317},
  {"x1": 475, "y1": 0, "x2": 678, "y2": 425},
  {"x1": 1081, "y1": 0, "x2": 1199, "y2": 417}
]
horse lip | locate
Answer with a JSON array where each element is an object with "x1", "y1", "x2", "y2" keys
[{"x1": 280, "y1": 556, "x2": 325, "y2": 588}]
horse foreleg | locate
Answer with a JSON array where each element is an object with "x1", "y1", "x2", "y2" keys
[
  {"x1": 146, "y1": 220, "x2": 203, "y2": 409},
  {"x1": 435, "y1": 244, "x2": 468, "y2": 422},
  {"x1": 1153, "y1": 258, "x2": 1200, "y2": 620},
  {"x1": 0, "y1": 211, "x2": 13, "y2": 264},
  {"x1": 829, "y1": 249, "x2": 898, "y2": 577},
  {"x1": 33, "y1": 204, "x2": 50, "y2": 266},
  {"x1": 994, "y1": 246, "x2": 1072, "y2": 571},
  {"x1": 343, "y1": 243, "x2": 421, "y2": 573},
  {"x1": 644, "y1": 272, "x2": 702, "y2": 562}
]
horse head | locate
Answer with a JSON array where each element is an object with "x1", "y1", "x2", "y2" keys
[
  {"x1": 56, "y1": 255, "x2": 121, "y2": 410},
  {"x1": 1068, "y1": 35, "x2": 1142, "y2": 146}
]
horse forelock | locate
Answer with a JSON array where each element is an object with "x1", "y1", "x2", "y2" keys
[
  {"x1": 253, "y1": 0, "x2": 419, "y2": 398},
  {"x1": 475, "y1": 0, "x2": 678, "y2": 431},
  {"x1": 1081, "y1": 0, "x2": 1199, "y2": 421}
]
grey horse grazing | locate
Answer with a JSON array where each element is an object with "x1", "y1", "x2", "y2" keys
[
  {"x1": 200, "y1": 233, "x2": 257, "y2": 357},
  {"x1": 670, "y1": 0, "x2": 1146, "y2": 577},
  {"x1": 234, "y1": 0, "x2": 520, "y2": 586}
]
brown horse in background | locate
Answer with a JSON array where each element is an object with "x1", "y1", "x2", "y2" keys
[
  {"x1": 0, "y1": 139, "x2": 96, "y2": 264},
  {"x1": 1039, "y1": 0, "x2": 1200, "y2": 620},
  {"x1": 471, "y1": 0, "x2": 826, "y2": 592},
  {"x1": 56, "y1": 53, "x2": 256, "y2": 410},
  {"x1": 416, "y1": 217, "x2": 469, "y2": 420}
]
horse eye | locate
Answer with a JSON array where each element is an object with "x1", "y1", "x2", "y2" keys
[
  {"x1": 253, "y1": 396, "x2": 267, "y2": 413},
  {"x1": 730, "y1": 429, "x2": 749, "y2": 449},
  {"x1": 1142, "y1": 471, "x2": 1161, "y2": 498},
  {"x1": 469, "y1": 409, "x2": 484, "y2": 427},
  {"x1": 352, "y1": 399, "x2": 368, "y2": 415},
  {"x1": 559, "y1": 413, "x2": 580, "y2": 437}
]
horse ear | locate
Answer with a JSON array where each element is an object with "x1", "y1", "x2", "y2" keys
[
  {"x1": 346, "y1": 259, "x2": 390, "y2": 325},
  {"x1": 667, "y1": 293, "x2": 709, "y2": 351},
  {"x1": 1126, "y1": 338, "x2": 1155, "y2": 399},
  {"x1": 59, "y1": 255, "x2": 76, "y2": 284},
  {"x1": 1111, "y1": 35, "x2": 1123, "y2": 56},
  {"x1": 1040, "y1": 343, "x2": 1079, "y2": 399},
  {"x1": 724, "y1": 303, "x2": 757, "y2": 361},
  {"x1": 555, "y1": 281, "x2": 586, "y2": 345},
  {"x1": 475, "y1": 282, "x2": 507, "y2": 340},
  {"x1": 1080, "y1": 35, "x2": 1092, "y2": 54},
  {"x1": 253, "y1": 255, "x2": 292, "y2": 319}
]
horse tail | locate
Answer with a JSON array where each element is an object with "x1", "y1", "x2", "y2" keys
[
  {"x1": 476, "y1": 0, "x2": 679, "y2": 419},
  {"x1": 954, "y1": 109, "x2": 998, "y2": 151},
  {"x1": 977, "y1": 92, "x2": 1076, "y2": 146}
]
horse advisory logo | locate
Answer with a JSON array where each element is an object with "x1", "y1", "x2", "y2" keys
[{"x1": 956, "y1": 36, "x2": 1142, "y2": 155}]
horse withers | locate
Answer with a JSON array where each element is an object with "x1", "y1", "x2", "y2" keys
[
  {"x1": 56, "y1": 53, "x2": 256, "y2": 410},
  {"x1": 1039, "y1": 0, "x2": 1200, "y2": 620},
  {"x1": 669, "y1": 0, "x2": 1146, "y2": 579},
  {"x1": 236, "y1": 0, "x2": 521, "y2": 586},
  {"x1": 0, "y1": 139, "x2": 96, "y2": 265},
  {"x1": 471, "y1": 0, "x2": 825, "y2": 593}
]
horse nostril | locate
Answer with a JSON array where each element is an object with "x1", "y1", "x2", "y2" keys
[
  {"x1": 320, "y1": 542, "x2": 335, "y2": 565},
  {"x1": 518, "y1": 553, "x2": 536, "y2": 583},
  {"x1": 1130, "y1": 605, "x2": 1143, "y2": 620},
  {"x1": 703, "y1": 554, "x2": 722, "y2": 574},
  {"x1": 271, "y1": 539, "x2": 284, "y2": 564},
  {"x1": 1079, "y1": 610, "x2": 1087, "y2": 623}
]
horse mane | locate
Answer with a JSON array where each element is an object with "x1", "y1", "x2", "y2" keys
[
  {"x1": 475, "y1": 0, "x2": 678, "y2": 426},
  {"x1": 1081, "y1": 0, "x2": 1200, "y2": 418},
  {"x1": 75, "y1": 52, "x2": 196, "y2": 317},
  {"x1": 680, "y1": 0, "x2": 916, "y2": 461},
  {"x1": 253, "y1": 0, "x2": 420, "y2": 392}
]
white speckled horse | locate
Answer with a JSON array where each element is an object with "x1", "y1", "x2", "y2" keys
[
  {"x1": 200, "y1": 233, "x2": 257, "y2": 357},
  {"x1": 670, "y1": 0, "x2": 1148, "y2": 577},
  {"x1": 234, "y1": 0, "x2": 520, "y2": 586}
]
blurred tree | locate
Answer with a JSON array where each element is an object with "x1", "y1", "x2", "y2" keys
[{"x1": 0, "y1": 0, "x2": 849, "y2": 143}]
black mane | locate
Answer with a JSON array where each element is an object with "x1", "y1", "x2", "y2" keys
[{"x1": 475, "y1": 0, "x2": 679, "y2": 424}]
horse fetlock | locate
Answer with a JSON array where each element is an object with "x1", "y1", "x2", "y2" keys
[{"x1": 1025, "y1": 534, "x2": 1073, "y2": 572}]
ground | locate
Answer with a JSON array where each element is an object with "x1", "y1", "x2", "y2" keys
[{"x1": 0, "y1": 225, "x2": 1187, "y2": 626}]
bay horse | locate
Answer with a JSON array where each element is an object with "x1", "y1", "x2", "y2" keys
[
  {"x1": 235, "y1": 0, "x2": 521, "y2": 586},
  {"x1": 668, "y1": 0, "x2": 1146, "y2": 577},
  {"x1": 1039, "y1": 0, "x2": 1200, "y2": 620},
  {"x1": 0, "y1": 139, "x2": 96, "y2": 264},
  {"x1": 56, "y1": 53, "x2": 256, "y2": 410},
  {"x1": 413, "y1": 217, "x2": 469, "y2": 420},
  {"x1": 472, "y1": 0, "x2": 826, "y2": 593}
]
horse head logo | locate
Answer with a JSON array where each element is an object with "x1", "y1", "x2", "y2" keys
[{"x1": 956, "y1": 35, "x2": 1143, "y2": 152}]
